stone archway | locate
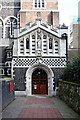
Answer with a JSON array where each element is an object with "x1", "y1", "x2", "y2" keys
[
  {"x1": 32, "y1": 68, "x2": 48, "y2": 95},
  {"x1": 26, "y1": 63, "x2": 54, "y2": 96}
]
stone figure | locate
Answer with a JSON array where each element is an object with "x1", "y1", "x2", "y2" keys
[
  {"x1": 37, "y1": 38, "x2": 41, "y2": 49},
  {"x1": 37, "y1": 33, "x2": 41, "y2": 49}
]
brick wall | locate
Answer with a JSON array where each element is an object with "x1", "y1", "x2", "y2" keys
[
  {"x1": 20, "y1": 0, "x2": 59, "y2": 27},
  {"x1": 21, "y1": 0, "x2": 58, "y2": 10}
]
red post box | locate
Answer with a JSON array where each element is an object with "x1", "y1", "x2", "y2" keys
[{"x1": 9, "y1": 81, "x2": 13, "y2": 92}]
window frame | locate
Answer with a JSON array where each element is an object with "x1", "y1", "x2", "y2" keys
[
  {"x1": 33, "y1": 0, "x2": 46, "y2": 8},
  {"x1": 42, "y1": 0, "x2": 45, "y2": 7},
  {"x1": 26, "y1": 38, "x2": 30, "y2": 49},
  {"x1": 34, "y1": 0, "x2": 37, "y2": 7},
  {"x1": 49, "y1": 38, "x2": 53, "y2": 49}
]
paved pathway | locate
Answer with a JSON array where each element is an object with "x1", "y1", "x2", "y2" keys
[{"x1": 2, "y1": 95, "x2": 80, "y2": 119}]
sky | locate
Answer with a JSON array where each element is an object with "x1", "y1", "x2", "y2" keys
[{"x1": 58, "y1": 0, "x2": 80, "y2": 25}]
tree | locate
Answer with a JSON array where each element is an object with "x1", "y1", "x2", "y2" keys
[{"x1": 62, "y1": 57, "x2": 80, "y2": 83}]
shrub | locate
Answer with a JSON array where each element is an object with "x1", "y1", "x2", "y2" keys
[{"x1": 62, "y1": 57, "x2": 80, "y2": 83}]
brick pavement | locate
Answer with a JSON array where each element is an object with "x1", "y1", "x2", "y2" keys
[
  {"x1": 26, "y1": 97, "x2": 52, "y2": 105},
  {"x1": 18, "y1": 97, "x2": 63, "y2": 118},
  {"x1": 19, "y1": 108, "x2": 63, "y2": 118},
  {"x1": 2, "y1": 96, "x2": 80, "y2": 119}
]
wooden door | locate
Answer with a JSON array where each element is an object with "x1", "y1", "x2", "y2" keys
[{"x1": 32, "y1": 69, "x2": 48, "y2": 95}]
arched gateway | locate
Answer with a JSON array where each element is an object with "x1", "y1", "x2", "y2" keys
[
  {"x1": 26, "y1": 63, "x2": 54, "y2": 96},
  {"x1": 32, "y1": 68, "x2": 48, "y2": 95}
]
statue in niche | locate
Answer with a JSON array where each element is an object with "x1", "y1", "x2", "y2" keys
[{"x1": 37, "y1": 29, "x2": 41, "y2": 49}]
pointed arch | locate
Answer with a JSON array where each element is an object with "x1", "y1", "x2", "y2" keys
[
  {"x1": 4, "y1": 16, "x2": 18, "y2": 38},
  {"x1": 4, "y1": 16, "x2": 18, "y2": 23}
]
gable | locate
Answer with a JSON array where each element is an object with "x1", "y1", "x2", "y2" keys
[{"x1": 19, "y1": 20, "x2": 60, "y2": 38}]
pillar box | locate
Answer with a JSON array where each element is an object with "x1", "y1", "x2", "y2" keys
[{"x1": 9, "y1": 81, "x2": 13, "y2": 92}]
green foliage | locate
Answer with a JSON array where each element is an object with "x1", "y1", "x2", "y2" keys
[{"x1": 62, "y1": 57, "x2": 80, "y2": 83}]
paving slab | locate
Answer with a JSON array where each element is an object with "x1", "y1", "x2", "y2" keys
[{"x1": 2, "y1": 95, "x2": 80, "y2": 119}]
